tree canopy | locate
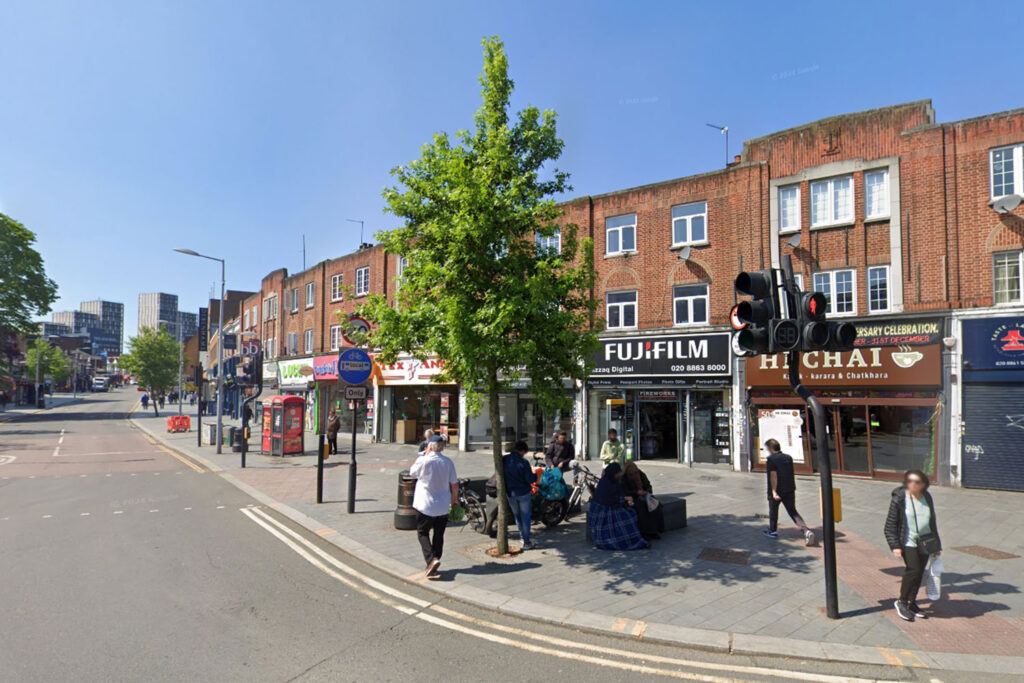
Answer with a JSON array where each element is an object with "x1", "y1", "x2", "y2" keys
[
  {"x1": 359, "y1": 37, "x2": 598, "y2": 553},
  {"x1": 119, "y1": 326, "x2": 179, "y2": 416},
  {"x1": 0, "y1": 213, "x2": 58, "y2": 334},
  {"x1": 25, "y1": 339, "x2": 70, "y2": 385}
]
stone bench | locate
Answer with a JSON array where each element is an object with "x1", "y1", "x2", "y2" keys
[{"x1": 584, "y1": 494, "x2": 687, "y2": 542}]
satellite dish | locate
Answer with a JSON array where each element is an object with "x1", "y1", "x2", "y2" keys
[
  {"x1": 678, "y1": 246, "x2": 692, "y2": 261},
  {"x1": 990, "y1": 194, "x2": 1023, "y2": 214},
  {"x1": 787, "y1": 232, "x2": 802, "y2": 249}
]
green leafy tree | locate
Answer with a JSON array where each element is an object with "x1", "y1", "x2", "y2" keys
[
  {"x1": 0, "y1": 214, "x2": 58, "y2": 334},
  {"x1": 359, "y1": 37, "x2": 598, "y2": 554},
  {"x1": 25, "y1": 339, "x2": 70, "y2": 386},
  {"x1": 119, "y1": 327, "x2": 179, "y2": 416}
]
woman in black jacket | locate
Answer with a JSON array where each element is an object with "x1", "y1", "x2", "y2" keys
[
  {"x1": 623, "y1": 461, "x2": 665, "y2": 540},
  {"x1": 883, "y1": 469, "x2": 941, "y2": 622}
]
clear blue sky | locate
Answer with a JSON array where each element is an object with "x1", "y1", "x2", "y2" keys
[{"x1": 1, "y1": 1, "x2": 1019, "y2": 341}]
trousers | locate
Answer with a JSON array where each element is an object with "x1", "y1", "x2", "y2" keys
[
  {"x1": 415, "y1": 511, "x2": 448, "y2": 566},
  {"x1": 768, "y1": 493, "x2": 809, "y2": 533},
  {"x1": 900, "y1": 544, "x2": 930, "y2": 603},
  {"x1": 508, "y1": 492, "x2": 532, "y2": 544}
]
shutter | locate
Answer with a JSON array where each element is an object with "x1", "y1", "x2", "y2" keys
[{"x1": 962, "y1": 383, "x2": 1024, "y2": 491}]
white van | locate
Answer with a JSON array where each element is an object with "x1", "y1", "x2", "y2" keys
[{"x1": 91, "y1": 378, "x2": 108, "y2": 392}]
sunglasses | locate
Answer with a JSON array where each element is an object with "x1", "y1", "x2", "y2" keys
[{"x1": 906, "y1": 478, "x2": 924, "y2": 485}]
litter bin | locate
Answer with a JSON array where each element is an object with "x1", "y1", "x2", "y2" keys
[
  {"x1": 394, "y1": 470, "x2": 418, "y2": 530},
  {"x1": 206, "y1": 423, "x2": 218, "y2": 445},
  {"x1": 232, "y1": 429, "x2": 244, "y2": 453}
]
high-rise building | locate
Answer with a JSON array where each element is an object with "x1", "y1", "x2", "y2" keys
[
  {"x1": 39, "y1": 322, "x2": 71, "y2": 337},
  {"x1": 177, "y1": 311, "x2": 198, "y2": 340},
  {"x1": 52, "y1": 310, "x2": 101, "y2": 333},
  {"x1": 80, "y1": 300, "x2": 124, "y2": 354},
  {"x1": 138, "y1": 292, "x2": 180, "y2": 337}
]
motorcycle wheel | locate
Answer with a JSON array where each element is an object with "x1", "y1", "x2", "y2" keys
[{"x1": 540, "y1": 499, "x2": 567, "y2": 527}]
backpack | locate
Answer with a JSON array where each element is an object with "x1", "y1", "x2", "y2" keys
[{"x1": 538, "y1": 467, "x2": 568, "y2": 501}]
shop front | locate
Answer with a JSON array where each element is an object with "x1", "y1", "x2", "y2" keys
[
  {"x1": 746, "y1": 317, "x2": 945, "y2": 480},
  {"x1": 276, "y1": 357, "x2": 316, "y2": 431},
  {"x1": 374, "y1": 355, "x2": 459, "y2": 444},
  {"x1": 960, "y1": 315, "x2": 1024, "y2": 492},
  {"x1": 585, "y1": 332, "x2": 733, "y2": 465},
  {"x1": 313, "y1": 353, "x2": 373, "y2": 439},
  {"x1": 466, "y1": 380, "x2": 577, "y2": 452}
]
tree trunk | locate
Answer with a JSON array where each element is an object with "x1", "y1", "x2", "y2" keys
[
  {"x1": 152, "y1": 387, "x2": 159, "y2": 417},
  {"x1": 488, "y1": 373, "x2": 510, "y2": 555}
]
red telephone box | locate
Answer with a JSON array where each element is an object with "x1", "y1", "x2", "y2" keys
[{"x1": 262, "y1": 395, "x2": 305, "y2": 456}]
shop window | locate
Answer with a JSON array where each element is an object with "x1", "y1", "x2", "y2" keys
[
  {"x1": 778, "y1": 184, "x2": 800, "y2": 234},
  {"x1": 994, "y1": 251, "x2": 1023, "y2": 304},
  {"x1": 605, "y1": 213, "x2": 636, "y2": 256},
  {"x1": 605, "y1": 290, "x2": 637, "y2": 329},
  {"x1": 868, "y1": 405, "x2": 937, "y2": 475},
  {"x1": 671, "y1": 201, "x2": 707, "y2": 247},
  {"x1": 672, "y1": 284, "x2": 708, "y2": 326}
]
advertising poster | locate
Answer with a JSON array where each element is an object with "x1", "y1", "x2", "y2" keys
[{"x1": 757, "y1": 409, "x2": 805, "y2": 464}]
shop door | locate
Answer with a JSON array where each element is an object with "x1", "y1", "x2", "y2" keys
[
  {"x1": 809, "y1": 406, "x2": 871, "y2": 475},
  {"x1": 637, "y1": 401, "x2": 677, "y2": 460},
  {"x1": 963, "y1": 383, "x2": 1024, "y2": 491},
  {"x1": 518, "y1": 398, "x2": 545, "y2": 451}
]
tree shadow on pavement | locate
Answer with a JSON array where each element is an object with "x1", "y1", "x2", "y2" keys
[
  {"x1": 537, "y1": 512, "x2": 819, "y2": 596},
  {"x1": 441, "y1": 561, "x2": 542, "y2": 579},
  {"x1": 942, "y1": 572, "x2": 1022, "y2": 598}
]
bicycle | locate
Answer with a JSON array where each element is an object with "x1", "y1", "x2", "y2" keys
[
  {"x1": 565, "y1": 460, "x2": 600, "y2": 520},
  {"x1": 456, "y1": 478, "x2": 487, "y2": 534}
]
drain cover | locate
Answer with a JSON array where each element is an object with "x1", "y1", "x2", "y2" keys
[
  {"x1": 698, "y1": 547, "x2": 750, "y2": 565},
  {"x1": 699, "y1": 475, "x2": 721, "y2": 482},
  {"x1": 952, "y1": 545, "x2": 1021, "y2": 560}
]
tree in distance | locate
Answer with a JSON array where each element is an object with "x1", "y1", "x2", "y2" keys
[
  {"x1": 358, "y1": 36, "x2": 599, "y2": 555},
  {"x1": 119, "y1": 326, "x2": 180, "y2": 416}
]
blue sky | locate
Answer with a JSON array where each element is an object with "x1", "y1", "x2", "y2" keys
[{"x1": 1, "y1": 1, "x2": 1020, "y2": 341}]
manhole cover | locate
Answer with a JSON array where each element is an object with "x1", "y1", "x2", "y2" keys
[
  {"x1": 952, "y1": 545, "x2": 1021, "y2": 560},
  {"x1": 698, "y1": 547, "x2": 750, "y2": 565},
  {"x1": 699, "y1": 475, "x2": 721, "y2": 482}
]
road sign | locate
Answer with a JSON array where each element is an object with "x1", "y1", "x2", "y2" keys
[
  {"x1": 337, "y1": 348, "x2": 372, "y2": 385},
  {"x1": 344, "y1": 385, "x2": 367, "y2": 400},
  {"x1": 730, "y1": 304, "x2": 747, "y2": 330},
  {"x1": 343, "y1": 315, "x2": 371, "y2": 345}
]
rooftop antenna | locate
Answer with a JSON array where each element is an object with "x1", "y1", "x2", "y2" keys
[
  {"x1": 706, "y1": 123, "x2": 729, "y2": 168},
  {"x1": 346, "y1": 218, "x2": 365, "y2": 246},
  {"x1": 302, "y1": 234, "x2": 306, "y2": 270}
]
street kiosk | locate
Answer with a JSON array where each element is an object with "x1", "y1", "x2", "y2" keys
[{"x1": 262, "y1": 395, "x2": 305, "y2": 455}]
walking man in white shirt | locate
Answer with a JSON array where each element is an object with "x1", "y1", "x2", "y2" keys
[{"x1": 409, "y1": 440, "x2": 459, "y2": 576}]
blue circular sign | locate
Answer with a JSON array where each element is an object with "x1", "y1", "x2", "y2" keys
[{"x1": 337, "y1": 348, "x2": 373, "y2": 385}]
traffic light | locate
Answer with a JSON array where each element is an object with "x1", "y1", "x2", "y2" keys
[
  {"x1": 734, "y1": 269, "x2": 780, "y2": 355},
  {"x1": 826, "y1": 321, "x2": 857, "y2": 351},
  {"x1": 798, "y1": 291, "x2": 829, "y2": 350}
]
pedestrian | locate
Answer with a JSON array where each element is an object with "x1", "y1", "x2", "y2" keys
[
  {"x1": 190, "y1": 393, "x2": 196, "y2": 406},
  {"x1": 588, "y1": 463, "x2": 648, "y2": 551},
  {"x1": 599, "y1": 428, "x2": 626, "y2": 468},
  {"x1": 326, "y1": 409, "x2": 341, "y2": 454},
  {"x1": 545, "y1": 430, "x2": 575, "y2": 471},
  {"x1": 409, "y1": 439, "x2": 458, "y2": 576},
  {"x1": 418, "y1": 428, "x2": 436, "y2": 455},
  {"x1": 885, "y1": 469, "x2": 942, "y2": 622},
  {"x1": 158, "y1": 394, "x2": 165, "y2": 408},
  {"x1": 762, "y1": 439, "x2": 816, "y2": 546},
  {"x1": 503, "y1": 440, "x2": 536, "y2": 550},
  {"x1": 141, "y1": 394, "x2": 149, "y2": 410},
  {"x1": 623, "y1": 461, "x2": 664, "y2": 540}
]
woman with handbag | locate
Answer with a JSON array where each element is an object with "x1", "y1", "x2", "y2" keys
[
  {"x1": 622, "y1": 461, "x2": 664, "y2": 540},
  {"x1": 884, "y1": 469, "x2": 942, "y2": 622}
]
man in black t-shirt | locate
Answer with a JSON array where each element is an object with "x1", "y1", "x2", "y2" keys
[{"x1": 763, "y1": 439, "x2": 815, "y2": 546}]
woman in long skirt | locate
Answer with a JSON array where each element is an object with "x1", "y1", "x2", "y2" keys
[{"x1": 588, "y1": 463, "x2": 649, "y2": 551}]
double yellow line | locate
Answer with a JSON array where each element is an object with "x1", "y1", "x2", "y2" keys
[{"x1": 141, "y1": 433, "x2": 205, "y2": 473}]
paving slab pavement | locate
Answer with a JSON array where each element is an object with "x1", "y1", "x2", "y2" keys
[{"x1": 130, "y1": 404, "x2": 1024, "y2": 674}]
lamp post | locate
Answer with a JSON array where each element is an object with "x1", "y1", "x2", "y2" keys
[{"x1": 175, "y1": 248, "x2": 226, "y2": 453}]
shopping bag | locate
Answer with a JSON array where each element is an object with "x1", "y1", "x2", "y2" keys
[{"x1": 924, "y1": 555, "x2": 943, "y2": 601}]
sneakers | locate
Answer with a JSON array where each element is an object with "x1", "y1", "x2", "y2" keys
[
  {"x1": 894, "y1": 600, "x2": 915, "y2": 622},
  {"x1": 426, "y1": 558, "x2": 441, "y2": 576},
  {"x1": 521, "y1": 541, "x2": 536, "y2": 550},
  {"x1": 763, "y1": 529, "x2": 778, "y2": 539},
  {"x1": 805, "y1": 530, "x2": 816, "y2": 546},
  {"x1": 908, "y1": 601, "x2": 928, "y2": 619}
]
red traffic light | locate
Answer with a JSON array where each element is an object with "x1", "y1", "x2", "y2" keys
[{"x1": 801, "y1": 292, "x2": 827, "y2": 321}]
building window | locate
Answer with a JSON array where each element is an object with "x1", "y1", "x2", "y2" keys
[
  {"x1": 395, "y1": 256, "x2": 409, "y2": 291},
  {"x1": 994, "y1": 251, "x2": 1023, "y2": 304},
  {"x1": 605, "y1": 291, "x2": 637, "y2": 329},
  {"x1": 251, "y1": 305, "x2": 258, "y2": 326},
  {"x1": 605, "y1": 214, "x2": 636, "y2": 256},
  {"x1": 535, "y1": 229, "x2": 561, "y2": 254},
  {"x1": 792, "y1": 273, "x2": 804, "y2": 290},
  {"x1": 355, "y1": 267, "x2": 370, "y2": 296},
  {"x1": 304, "y1": 328, "x2": 314, "y2": 353},
  {"x1": 331, "y1": 274, "x2": 344, "y2": 302},
  {"x1": 290, "y1": 288, "x2": 299, "y2": 313},
  {"x1": 864, "y1": 169, "x2": 890, "y2": 220},
  {"x1": 265, "y1": 337, "x2": 276, "y2": 359},
  {"x1": 867, "y1": 265, "x2": 890, "y2": 313},
  {"x1": 810, "y1": 175, "x2": 853, "y2": 227},
  {"x1": 812, "y1": 269, "x2": 856, "y2": 316},
  {"x1": 305, "y1": 283, "x2": 315, "y2": 309},
  {"x1": 286, "y1": 332, "x2": 298, "y2": 356},
  {"x1": 672, "y1": 284, "x2": 709, "y2": 326},
  {"x1": 263, "y1": 296, "x2": 277, "y2": 320},
  {"x1": 991, "y1": 145, "x2": 1022, "y2": 199},
  {"x1": 330, "y1": 324, "x2": 343, "y2": 350},
  {"x1": 243, "y1": 310, "x2": 250, "y2": 329},
  {"x1": 671, "y1": 201, "x2": 707, "y2": 247},
  {"x1": 778, "y1": 184, "x2": 801, "y2": 234}
]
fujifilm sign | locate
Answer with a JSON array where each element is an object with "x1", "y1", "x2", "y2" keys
[{"x1": 591, "y1": 332, "x2": 732, "y2": 382}]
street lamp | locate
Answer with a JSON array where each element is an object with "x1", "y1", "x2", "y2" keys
[{"x1": 174, "y1": 248, "x2": 227, "y2": 454}]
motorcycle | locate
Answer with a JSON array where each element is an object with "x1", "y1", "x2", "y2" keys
[{"x1": 484, "y1": 453, "x2": 569, "y2": 538}]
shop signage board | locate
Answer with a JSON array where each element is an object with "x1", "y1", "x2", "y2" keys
[
  {"x1": 313, "y1": 354, "x2": 338, "y2": 381},
  {"x1": 852, "y1": 318, "x2": 942, "y2": 347},
  {"x1": 198, "y1": 307, "x2": 208, "y2": 352},
  {"x1": 338, "y1": 348, "x2": 373, "y2": 385},
  {"x1": 589, "y1": 332, "x2": 732, "y2": 387},
  {"x1": 277, "y1": 357, "x2": 315, "y2": 389},
  {"x1": 963, "y1": 316, "x2": 1024, "y2": 381},
  {"x1": 745, "y1": 344, "x2": 940, "y2": 387},
  {"x1": 375, "y1": 355, "x2": 446, "y2": 385}
]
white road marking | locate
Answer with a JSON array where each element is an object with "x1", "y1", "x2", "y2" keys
[
  {"x1": 79, "y1": 512, "x2": 90, "y2": 516},
  {"x1": 52, "y1": 446, "x2": 60, "y2": 457},
  {"x1": 216, "y1": 505, "x2": 225, "y2": 509},
  {"x1": 149, "y1": 509, "x2": 159, "y2": 513},
  {"x1": 243, "y1": 508, "x2": 891, "y2": 683},
  {"x1": 0, "y1": 456, "x2": 15, "y2": 466},
  {"x1": 113, "y1": 511, "x2": 124, "y2": 515},
  {"x1": 42, "y1": 515, "x2": 52, "y2": 519},
  {"x1": 183, "y1": 507, "x2": 192, "y2": 511},
  {"x1": 79, "y1": 474, "x2": 87, "y2": 478}
]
